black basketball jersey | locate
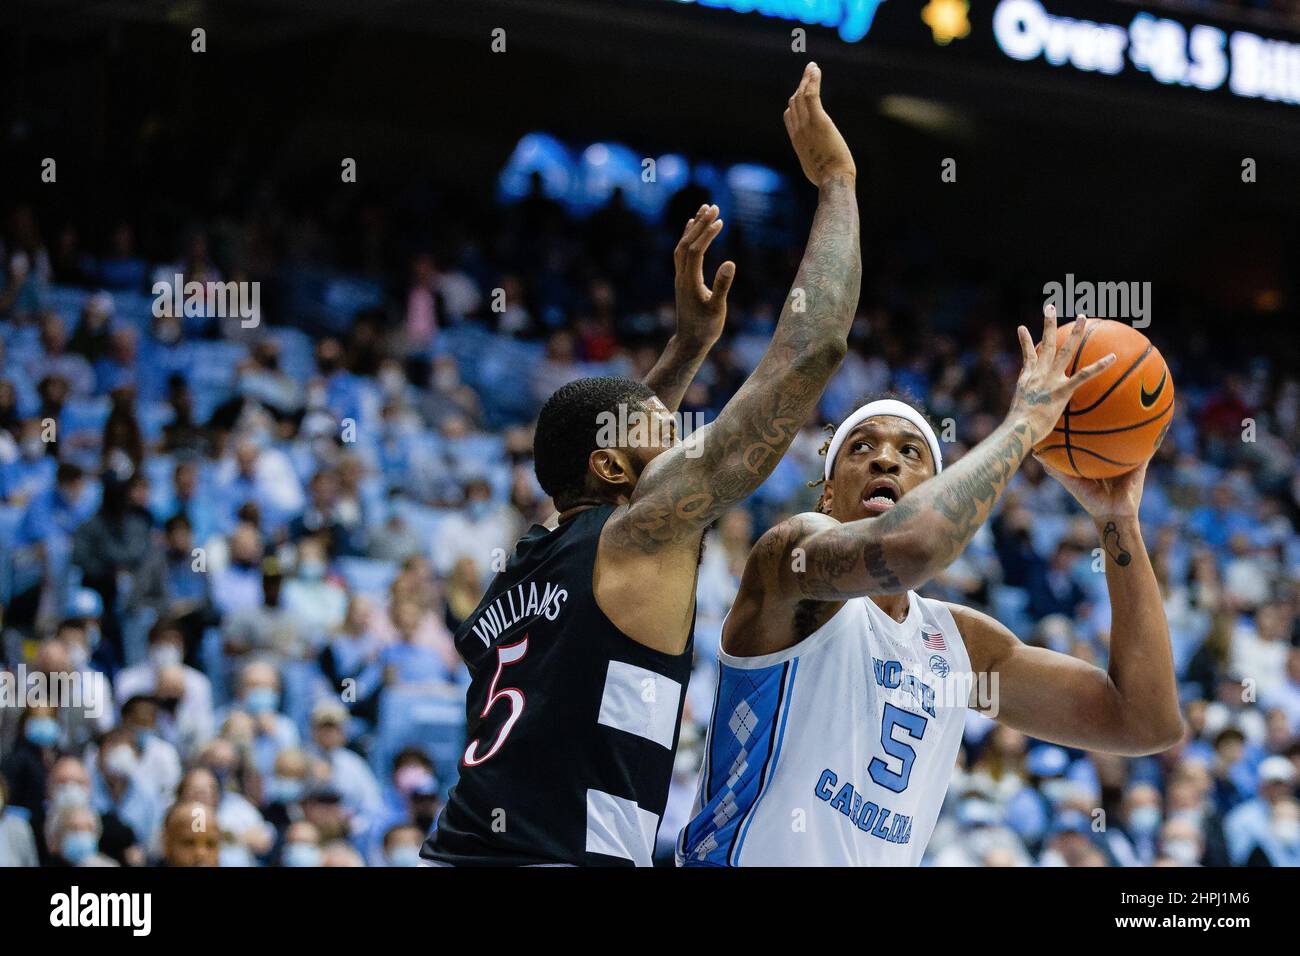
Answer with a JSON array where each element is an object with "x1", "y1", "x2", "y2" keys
[{"x1": 422, "y1": 505, "x2": 694, "y2": 866}]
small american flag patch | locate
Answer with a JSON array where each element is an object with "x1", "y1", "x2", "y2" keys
[{"x1": 921, "y1": 626, "x2": 947, "y2": 651}]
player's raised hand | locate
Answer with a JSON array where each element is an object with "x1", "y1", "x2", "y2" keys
[
  {"x1": 783, "y1": 62, "x2": 856, "y2": 188},
  {"x1": 1009, "y1": 305, "x2": 1117, "y2": 446},
  {"x1": 673, "y1": 203, "x2": 735, "y2": 348},
  {"x1": 1034, "y1": 455, "x2": 1148, "y2": 523}
]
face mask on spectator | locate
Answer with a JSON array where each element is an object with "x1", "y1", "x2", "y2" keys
[
  {"x1": 1040, "y1": 779, "x2": 1073, "y2": 805},
  {"x1": 68, "y1": 644, "x2": 90, "y2": 670},
  {"x1": 1273, "y1": 817, "x2": 1300, "y2": 845},
  {"x1": 25, "y1": 716, "x2": 61, "y2": 748},
  {"x1": 266, "y1": 777, "x2": 304, "y2": 804},
  {"x1": 1171, "y1": 807, "x2": 1205, "y2": 828},
  {"x1": 298, "y1": 560, "x2": 325, "y2": 581},
  {"x1": 61, "y1": 830, "x2": 98, "y2": 865},
  {"x1": 387, "y1": 845, "x2": 422, "y2": 867},
  {"x1": 103, "y1": 745, "x2": 138, "y2": 779},
  {"x1": 1128, "y1": 806, "x2": 1161, "y2": 837},
  {"x1": 394, "y1": 765, "x2": 434, "y2": 796},
  {"x1": 21, "y1": 437, "x2": 45, "y2": 461},
  {"x1": 52, "y1": 782, "x2": 90, "y2": 810},
  {"x1": 283, "y1": 842, "x2": 321, "y2": 868},
  {"x1": 467, "y1": 500, "x2": 492, "y2": 522},
  {"x1": 1163, "y1": 839, "x2": 1200, "y2": 864},
  {"x1": 150, "y1": 644, "x2": 183, "y2": 669},
  {"x1": 243, "y1": 687, "x2": 279, "y2": 715},
  {"x1": 220, "y1": 844, "x2": 255, "y2": 868}
]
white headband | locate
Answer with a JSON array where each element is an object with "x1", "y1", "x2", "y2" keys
[{"x1": 824, "y1": 399, "x2": 943, "y2": 481}]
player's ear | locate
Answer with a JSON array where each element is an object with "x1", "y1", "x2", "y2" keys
[
  {"x1": 819, "y1": 480, "x2": 834, "y2": 515},
  {"x1": 589, "y1": 448, "x2": 635, "y2": 492}
]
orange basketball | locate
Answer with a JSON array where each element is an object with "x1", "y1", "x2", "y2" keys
[{"x1": 1034, "y1": 319, "x2": 1175, "y2": 479}]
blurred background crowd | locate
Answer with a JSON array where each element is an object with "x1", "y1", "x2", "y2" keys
[
  {"x1": 0, "y1": 178, "x2": 1296, "y2": 868},
  {"x1": 1, "y1": 0, "x2": 1298, "y2": 869}
]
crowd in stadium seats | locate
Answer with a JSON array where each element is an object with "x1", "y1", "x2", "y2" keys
[{"x1": 0, "y1": 183, "x2": 1297, "y2": 868}]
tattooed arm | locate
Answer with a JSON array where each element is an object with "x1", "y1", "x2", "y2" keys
[
  {"x1": 742, "y1": 310, "x2": 1117, "y2": 627},
  {"x1": 607, "y1": 62, "x2": 860, "y2": 552},
  {"x1": 957, "y1": 461, "x2": 1183, "y2": 755},
  {"x1": 642, "y1": 205, "x2": 736, "y2": 413}
]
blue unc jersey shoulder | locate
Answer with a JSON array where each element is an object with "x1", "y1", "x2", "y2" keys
[{"x1": 677, "y1": 593, "x2": 970, "y2": 867}]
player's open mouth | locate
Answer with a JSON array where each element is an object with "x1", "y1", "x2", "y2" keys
[{"x1": 861, "y1": 479, "x2": 901, "y2": 514}]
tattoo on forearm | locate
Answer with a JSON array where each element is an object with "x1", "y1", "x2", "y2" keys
[
  {"x1": 611, "y1": 176, "x2": 860, "y2": 554},
  {"x1": 795, "y1": 419, "x2": 1030, "y2": 599},
  {"x1": 1102, "y1": 521, "x2": 1132, "y2": 566},
  {"x1": 862, "y1": 541, "x2": 902, "y2": 591}
]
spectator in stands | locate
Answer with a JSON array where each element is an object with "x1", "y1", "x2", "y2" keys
[
  {"x1": 381, "y1": 824, "x2": 425, "y2": 867},
  {"x1": 1, "y1": 706, "x2": 62, "y2": 824},
  {"x1": 432, "y1": 477, "x2": 516, "y2": 580},
  {"x1": 213, "y1": 436, "x2": 304, "y2": 533},
  {"x1": 1157, "y1": 814, "x2": 1206, "y2": 866},
  {"x1": 1223, "y1": 755, "x2": 1298, "y2": 865},
  {"x1": 281, "y1": 536, "x2": 348, "y2": 638},
  {"x1": 1, "y1": 418, "x2": 57, "y2": 507},
  {"x1": 71, "y1": 475, "x2": 155, "y2": 667},
  {"x1": 159, "y1": 799, "x2": 221, "y2": 867},
  {"x1": 279, "y1": 820, "x2": 322, "y2": 867},
  {"x1": 95, "y1": 222, "x2": 148, "y2": 292},
  {"x1": 27, "y1": 313, "x2": 93, "y2": 397},
  {"x1": 119, "y1": 695, "x2": 182, "y2": 803},
  {"x1": 290, "y1": 469, "x2": 366, "y2": 557},
  {"x1": 305, "y1": 701, "x2": 383, "y2": 841},
  {"x1": 67, "y1": 292, "x2": 115, "y2": 363},
  {"x1": 0, "y1": 249, "x2": 44, "y2": 320},
  {"x1": 1106, "y1": 782, "x2": 1164, "y2": 867},
  {"x1": 217, "y1": 661, "x2": 299, "y2": 774},
  {"x1": 1264, "y1": 648, "x2": 1300, "y2": 735},
  {"x1": 90, "y1": 725, "x2": 161, "y2": 866},
  {"x1": 176, "y1": 766, "x2": 272, "y2": 867},
  {"x1": 261, "y1": 747, "x2": 311, "y2": 834},
  {"x1": 222, "y1": 556, "x2": 309, "y2": 661},
  {"x1": 115, "y1": 620, "x2": 215, "y2": 756},
  {"x1": 45, "y1": 801, "x2": 118, "y2": 867},
  {"x1": 319, "y1": 595, "x2": 383, "y2": 714},
  {"x1": 127, "y1": 516, "x2": 216, "y2": 647},
  {"x1": 210, "y1": 522, "x2": 265, "y2": 618},
  {"x1": 0, "y1": 771, "x2": 39, "y2": 867}
]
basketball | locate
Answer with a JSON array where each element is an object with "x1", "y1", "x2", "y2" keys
[{"x1": 1035, "y1": 319, "x2": 1175, "y2": 479}]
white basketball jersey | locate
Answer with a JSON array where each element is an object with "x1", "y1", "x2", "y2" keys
[{"x1": 677, "y1": 593, "x2": 970, "y2": 867}]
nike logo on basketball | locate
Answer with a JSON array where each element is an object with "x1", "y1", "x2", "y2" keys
[{"x1": 1140, "y1": 368, "x2": 1167, "y2": 408}]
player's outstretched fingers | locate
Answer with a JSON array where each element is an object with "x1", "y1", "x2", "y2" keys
[
  {"x1": 689, "y1": 218, "x2": 723, "y2": 255},
  {"x1": 1054, "y1": 314, "x2": 1090, "y2": 371},
  {"x1": 803, "y1": 61, "x2": 821, "y2": 102},
  {"x1": 712, "y1": 261, "x2": 736, "y2": 302},
  {"x1": 1063, "y1": 352, "x2": 1117, "y2": 394},
  {"x1": 674, "y1": 205, "x2": 714, "y2": 269},
  {"x1": 1039, "y1": 302, "x2": 1058, "y2": 365},
  {"x1": 1017, "y1": 325, "x2": 1035, "y2": 367}
]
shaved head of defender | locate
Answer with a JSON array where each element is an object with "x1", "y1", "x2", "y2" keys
[
  {"x1": 678, "y1": 319, "x2": 1183, "y2": 866},
  {"x1": 533, "y1": 377, "x2": 678, "y2": 512}
]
